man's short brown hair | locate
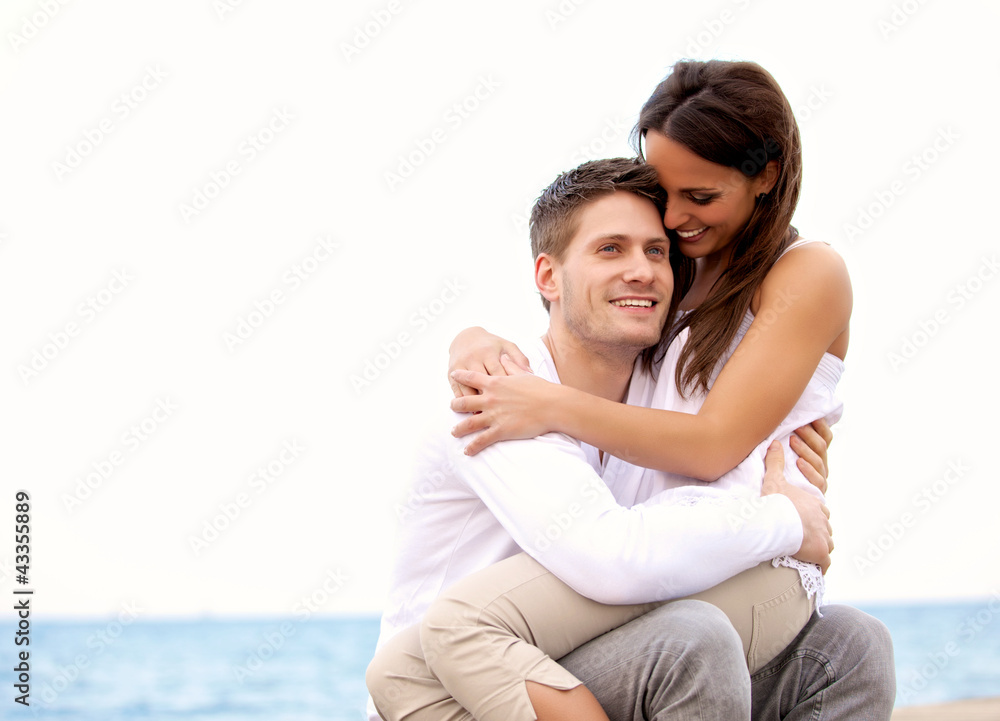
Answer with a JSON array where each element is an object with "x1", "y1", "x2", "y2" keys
[{"x1": 529, "y1": 158, "x2": 666, "y2": 311}]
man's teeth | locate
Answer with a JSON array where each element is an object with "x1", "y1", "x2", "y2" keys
[
  {"x1": 677, "y1": 227, "x2": 707, "y2": 238},
  {"x1": 612, "y1": 299, "x2": 654, "y2": 307}
]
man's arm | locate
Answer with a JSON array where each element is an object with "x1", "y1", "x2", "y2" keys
[{"x1": 447, "y1": 421, "x2": 829, "y2": 605}]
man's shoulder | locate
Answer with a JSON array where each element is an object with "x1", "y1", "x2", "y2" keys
[{"x1": 520, "y1": 336, "x2": 560, "y2": 384}]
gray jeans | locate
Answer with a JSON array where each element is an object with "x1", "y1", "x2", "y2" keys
[{"x1": 558, "y1": 601, "x2": 896, "y2": 721}]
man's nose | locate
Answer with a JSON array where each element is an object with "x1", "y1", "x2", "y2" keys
[{"x1": 623, "y1": 250, "x2": 655, "y2": 284}]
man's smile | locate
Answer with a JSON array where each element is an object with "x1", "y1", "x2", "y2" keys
[{"x1": 609, "y1": 297, "x2": 657, "y2": 309}]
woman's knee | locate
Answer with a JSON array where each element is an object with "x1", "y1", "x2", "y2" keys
[
  {"x1": 365, "y1": 629, "x2": 428, "y2": 720},
  {"x1": 365, "y1": 647, "x2": 400, "y2": 719},
  {"x1": 419, "y1": 592, "x2": 477, "y2": 668}
]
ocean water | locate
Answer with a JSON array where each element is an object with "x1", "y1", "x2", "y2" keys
[{"x1": 4, "y1": 601, "x2": 998, "y2": 719}]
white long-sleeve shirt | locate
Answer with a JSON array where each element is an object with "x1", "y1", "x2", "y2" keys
[{"x1": 374, "y1": 337, "x2": 803, "y2": 650}]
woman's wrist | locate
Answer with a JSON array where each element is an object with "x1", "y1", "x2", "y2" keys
[{"x1": 544, "y1": 383, "x2": 582, "y2": 437}]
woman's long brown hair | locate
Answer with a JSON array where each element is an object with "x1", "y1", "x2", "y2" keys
[{"x1": 635, "y1": 60, "x2": 803, "y2": 396}]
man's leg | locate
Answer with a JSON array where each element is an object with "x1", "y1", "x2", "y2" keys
[
  {"x1": 750, "y1": 604, "x2": 895, "y2": 720},
  {"x1": 557, "y1": 600, "x2": 752, "y2": 721}
]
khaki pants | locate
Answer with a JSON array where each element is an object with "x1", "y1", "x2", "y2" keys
[{"x1": 368, "y1": 552, "x2": 814, "y2": 721}]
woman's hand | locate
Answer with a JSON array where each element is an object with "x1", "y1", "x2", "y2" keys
[
  {"x1": 449, "y1": 354, "x2": 558, "y2": 454},
  {"x1": 448, "y1": 327, "x2": 532, "y2": 398}
]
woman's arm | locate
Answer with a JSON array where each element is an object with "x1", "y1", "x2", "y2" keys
[
  {"x1": 447, "y1": 326, "x2": 532, "y2": 397},
  {"x1": 451, "y1": 244, "x2": 851, "y2": 481}
]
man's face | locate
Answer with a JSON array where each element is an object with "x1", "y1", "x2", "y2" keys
[{"x1": 539, "y1": 191, "x2": 672, "y2": 355}]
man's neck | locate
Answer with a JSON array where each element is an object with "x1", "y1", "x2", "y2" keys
[{"x1": 541, "y1": 329, "x2": 637, "y2": 402}]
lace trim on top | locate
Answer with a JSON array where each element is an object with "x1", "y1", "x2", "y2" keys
[{"x1": 772, "y1": 555, "x2": 825, "y2": 611}]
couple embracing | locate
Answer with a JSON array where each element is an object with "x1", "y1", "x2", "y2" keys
[{"x1": 366, "y1": 59, "x2": 895, "y2": 721}]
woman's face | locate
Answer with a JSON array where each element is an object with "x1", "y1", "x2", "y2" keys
[{"x1": 644, "y1": 129, "x2": 774, "y2": 262}]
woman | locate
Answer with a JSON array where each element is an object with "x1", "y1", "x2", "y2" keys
[{"x1": 374, "y1": 59, "x2": 850, "y2": 721}]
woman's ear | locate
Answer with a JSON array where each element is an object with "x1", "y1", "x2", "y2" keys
[
  {"x1": 754, "y1": 160, "x2": 780, "y2": 196},
  {"x1": 535, "y1": 253, "x2": 559, "y2": 306}
]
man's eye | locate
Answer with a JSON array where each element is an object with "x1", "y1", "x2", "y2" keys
[
  {"x1": 599, "y1": 245, "x2": 618, "y2": 252},
  {"x1": 647, "y1": 247, "x2": 665, "y2": 255}
]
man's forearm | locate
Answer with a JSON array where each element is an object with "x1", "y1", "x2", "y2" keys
[{"x1": 450, "y1": 428, "x2": 802, "y2": 604}]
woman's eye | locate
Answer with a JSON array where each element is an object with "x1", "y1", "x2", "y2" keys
[{"x1": 690, "y1": 195, "x2": 714, "y2": 205}]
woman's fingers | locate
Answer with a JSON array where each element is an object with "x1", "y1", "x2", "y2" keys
[
  {"x1": 463, "y1": 428, "x2": 501, "y2": 455},
  {"x1": 504, "y1": 344, "x2": 532, "y2": 372},
  {"x1": 500, "y1": 353, "x2": 532, "y2": 376},
  {"x1": 449, "y1": 363, "x2": 488, "y2": 397},
  {"x1": 450, "y1": 369, "x2": 490, "y2": 394},
  {"x1": 483, "y1": 355, "x2": 507, "y2": 377},
  {"x1": 450, "y1": 394, "x2": 487, "y2": 414},
  {"x1": 451, "y1": 413, "x2": 489, "y2": 439},
  {"x1": 451, "y1": 375, "x2": 479, "y2": 398}
]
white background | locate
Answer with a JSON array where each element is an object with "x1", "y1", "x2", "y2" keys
[{"x1": 1, "y1": 0, "x2": 998, "y2": 620}]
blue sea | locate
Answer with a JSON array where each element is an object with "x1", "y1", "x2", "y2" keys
[{"x1": 4, "y1": 601, "x2": 998, "y2": 719}]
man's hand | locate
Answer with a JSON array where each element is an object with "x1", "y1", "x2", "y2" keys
[
  {"x1": 447, "y1": 327, "x2": 532, "y2": 398},
  {"x1": 789, "y1": 419, "x2": 833, "y2": 495},
  {"x1": 761, "y1": 441, "x2": 833, "y2": 572}
]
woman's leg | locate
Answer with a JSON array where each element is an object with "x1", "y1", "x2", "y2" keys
[
  {"x1": 365, "y1": 617, "x2": 611, "y2": 721},
  {"x1": 421, "y1": 553, "x2": 815, "y2": 721},
  {"x1": 420, "y1": 552, "x2": 659, "y2": 721},
  {"x1": 684, "y1": 561, "x2": 816, "y2": 673},
  {"x1": 366, "y1": 623, "x2": 473, "y2": 721}
]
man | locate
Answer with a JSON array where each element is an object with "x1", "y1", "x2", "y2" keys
[{"x1": 367, "y1": 158, "x2": 894, "y2": 720}]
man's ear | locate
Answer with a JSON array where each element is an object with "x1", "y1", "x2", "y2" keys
[{"x1": 535, "y1": 253, "x2": 560, "y2": 305}]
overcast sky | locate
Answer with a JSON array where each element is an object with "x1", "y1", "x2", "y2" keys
[{"x1": 2, "y1": 0, "x2": 998, "y2": 619}]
